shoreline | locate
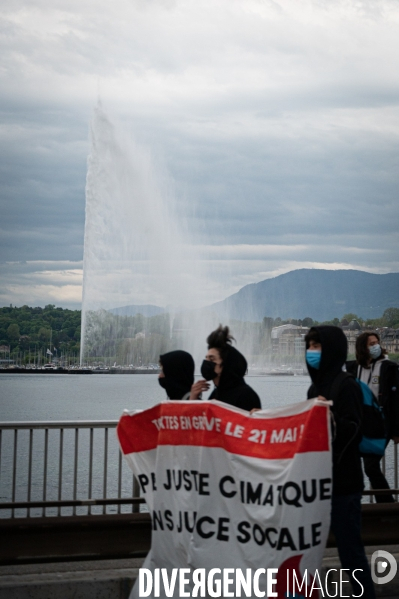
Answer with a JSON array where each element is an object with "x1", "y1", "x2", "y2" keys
[{"x1": 0, "y1": 368, "x2": 161, "y2": 375}]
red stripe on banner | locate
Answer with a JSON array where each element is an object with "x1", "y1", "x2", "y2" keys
[{"x1": 117, "y1": 401, "x2": 329, "y2": 459}]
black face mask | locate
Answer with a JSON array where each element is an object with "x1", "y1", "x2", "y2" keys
[
  {"x1": 201, "y1": 359, "x2": 217, "y2": 381},
  {"x1": 158, "y1": 377, "x2": 167, "y2": 389}
]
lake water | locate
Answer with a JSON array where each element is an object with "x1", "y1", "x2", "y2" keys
[{"x1": 0, "y1": 373, "x2": 311, "y2": 421}]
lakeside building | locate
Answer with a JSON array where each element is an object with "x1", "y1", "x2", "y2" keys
[
  {"x1": 341, "y1": 320, "x2": 399, "y2": 356},
  {"x1": 339, "y1": 319, "x2": 362, "y2": 355},
  {"x1": 271, "y1": 320, "x2": 399, "y2": 359},
  {"x1": 380, "y1": 328, "x2": 399, "y2": 354},
  {"x1": 271, "y1": 325, "x2": 309, "y2": 358}
]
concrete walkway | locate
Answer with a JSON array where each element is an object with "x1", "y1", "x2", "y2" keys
[
  {"x1": 0, "y1": 558, "x2": 142, "y2": 599},
  {"x1": 0, "y1": 547, "x2": 398, "y2": 598}
]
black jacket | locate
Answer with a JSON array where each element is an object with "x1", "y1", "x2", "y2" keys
[
  {"x1": 209, "y1": 345, "x2": 261, "y2": 412},
  {"x1": 306, "y1": 326, "x2": 363, "y2": 495},
  {"x1": 346, "y1": 358, "x2": 399, "y2": 438}
]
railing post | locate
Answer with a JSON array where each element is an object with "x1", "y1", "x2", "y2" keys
[
  {"x1": 43, "y1": 428, "x2": 48, "y2": 517},
  {"x1": 27, "y1": 429, "x2": 33, "y2": 517},
  {"x1": 12, "y1": 429, "x2": 18, "y2": 519},
  {"x1": 58, "y1": 428, "x2": 64, "y2": 516},
  {"x1": 103, "y1": 428, "x2": 108, "y2": 515},
  {"x1": 88, "y1": 427, "x2": 94, "y2": 516},
  {"x1": 132, "y1": 475, "x2": 140, "y2": 514},
  {"x1": 118, "y1": 450, "x2": 122, "y2": 514},
  {"x1": 73, "y1": 428, "x2": 79, "y2": 516}
]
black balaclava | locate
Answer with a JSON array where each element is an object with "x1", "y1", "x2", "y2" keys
[
  {"x1": 217, "y1": 345, "x2": 247, "y2": 391},
  {"x1": 306, "y1": 325, "x2": 347, "y2": 397},
  {"x1": 159, "y1": 350, "x2": 195, "y2": 399}
]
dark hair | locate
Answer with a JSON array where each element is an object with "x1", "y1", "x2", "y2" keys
[
  {"x1": 355, "y1": 331, "x2": 387, "y2": 367},
  {"x1": 304, "y1": 328, "x2": 321, "y2": 346},
  {"x1": 207, "y1": 325, "x2": 235, "y2": 361}
]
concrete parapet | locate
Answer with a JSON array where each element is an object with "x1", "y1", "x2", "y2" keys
[{"x1": 0, "y1": 559, "x2": 140, "y2": 599}]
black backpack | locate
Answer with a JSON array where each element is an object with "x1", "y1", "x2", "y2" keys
[{"x1": 330, "y1": 371, "x2": 387, "y2": 456}]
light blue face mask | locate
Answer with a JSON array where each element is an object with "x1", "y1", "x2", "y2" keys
[
  {"x1": 369, "y1": 344, "x2": 381, "y2": 359},
  {"x1": 306, "y1": 350, "x2": 321, "y2": 369}
]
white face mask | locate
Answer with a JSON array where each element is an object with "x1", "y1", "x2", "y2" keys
[{"x1": 369, "y1": 344, "x2": 381, "y2": 359}]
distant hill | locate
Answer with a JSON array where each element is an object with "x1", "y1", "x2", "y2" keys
[
  {"x1": 108, "y1": 304, "x2": 165, "y2": 317},
  {"x1": 209, "y1": 269, "x2": 399, "y2": 322}
]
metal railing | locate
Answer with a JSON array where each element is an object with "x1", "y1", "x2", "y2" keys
[
  {"x1": 365, "y1": 447, "x2": 399, "y2": 502},
  {"x1": 0, "y1": 421, "x2": 142, "y2": 518},
  {"x1": 0, "y1": 421, "x2": 398, "y2": 518}
]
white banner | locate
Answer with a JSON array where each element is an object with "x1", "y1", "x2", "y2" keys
[{"x1": 117, "y1": 399, "x2": 332, "y2": 599}]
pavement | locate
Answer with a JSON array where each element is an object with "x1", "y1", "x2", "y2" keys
[
  {"x1": 0, "y1": 547, "x2": 398, "y2": 598},
  {"x1": 0, "y1": 558, "x2": 142, "y2": 599}
]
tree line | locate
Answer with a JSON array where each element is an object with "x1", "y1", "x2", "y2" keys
[
  {"x1": 1, "y1": 304, "x2": 398, "y2": 365},
  {"x1": 263, "y1": 307, "x2": 399, "y2": 330},
  {"x1": 0, "y1": 305, "x2": 81, "y2": 358}
]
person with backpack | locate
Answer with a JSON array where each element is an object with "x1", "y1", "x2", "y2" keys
[
  {"x1": 305, "y1": 325, "x2": 375, "y2": 599},
  {"x1": 347, "y1": 331, "x2": 399, "y2": 503}
]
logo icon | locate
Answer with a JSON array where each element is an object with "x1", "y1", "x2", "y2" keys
[{"x1": 371, "y1": 550, "x2": 397, "y2": 585}]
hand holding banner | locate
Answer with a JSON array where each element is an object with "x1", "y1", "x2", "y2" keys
[{"x1": 117, "y1": 399, "x2": 332, "y2": 598}]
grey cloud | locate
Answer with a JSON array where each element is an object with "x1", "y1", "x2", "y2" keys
[
  {"x1": 0, "y1": 0, "x2": 398, "y2": 308},
  {"x1": 0, "y1": 260, "x2": 83, "y2": 309},
  {"x1": 0, "y1": 226, "x2": 83, "y2": 261},
  {"x1": 0, "y1": 261, "x2": 82, "y2": 274},
  {"x1": 0, "y1": 104, "x2": 88, "y2": 261},
  {"x1": 160, "y1": 122, "x2": 399, "y2": 240}
]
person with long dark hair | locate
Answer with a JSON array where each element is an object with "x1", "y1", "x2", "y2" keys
[
  {"x1": 347, "y1": 331, "x2": 399, "y2": 503},
  {"x1": 158, "y1": 350, "x2": 195, "y2": 400},
  {"x1": 190, "y1": 325, "x2": 261, "y2": 411}
]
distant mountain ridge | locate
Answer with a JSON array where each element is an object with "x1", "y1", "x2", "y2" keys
[
  {"x1": 209, "y1": 269, "x2": 399, "y2": 322},
  {"x1": 109, "y1": 304, "x2": 165, "y2": 317}
]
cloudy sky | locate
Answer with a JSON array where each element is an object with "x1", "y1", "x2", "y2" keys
[{"x1": 1, "y1": 0, "x2": 398, "y2": 310}]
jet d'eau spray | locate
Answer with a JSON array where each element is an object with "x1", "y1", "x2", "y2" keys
[{"x1": 80, "y1": 105, "x2": 219, "y2": 367}]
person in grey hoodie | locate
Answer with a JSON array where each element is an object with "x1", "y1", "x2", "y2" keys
[{"x1": 347, "y1": 331, "x2": 399, "y2": 502}]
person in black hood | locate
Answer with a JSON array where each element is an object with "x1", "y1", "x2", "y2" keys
[
  {"x1": 190, "y1": 325, "x2": 261, "y2": 411},
  {"x1": 158, "y1": 350, "x2": 195, "y2": 400},
  {"x1": 306, "y1": 326, "x2": 375, "y2": 599}
]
